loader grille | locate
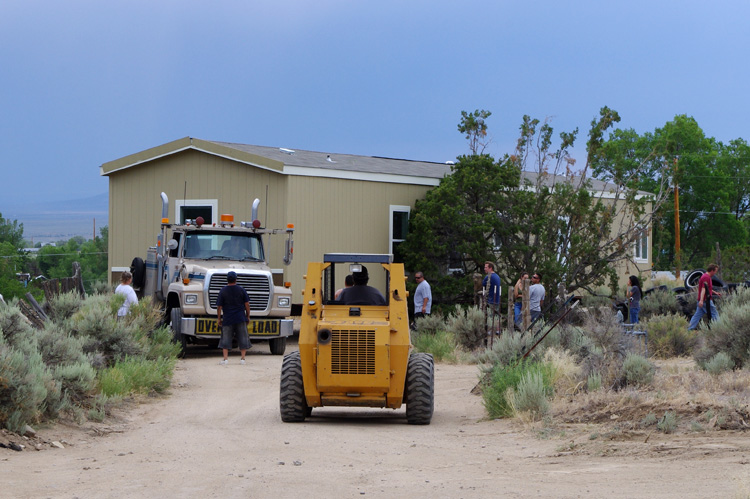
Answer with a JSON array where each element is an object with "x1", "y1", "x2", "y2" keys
[{"x1": 331, "y1": 329, "x2": 376, "y2": 374}]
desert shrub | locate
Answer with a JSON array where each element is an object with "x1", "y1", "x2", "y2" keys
[
  {"x1": 36, "y1": 322, "x2": 88, "y2": 367},
  {"x1": 145, "y1": 326, "x2": 183, "y2": 360},
  {"x1": 702, "y1": 352, "x2": 734, "y2": 375},
  {"x1": 639, "y1": 289, "x2": 682, "y2": 320},
  {"x1": 482, "y1": 361, "x2": 553, "y2": 419},
  {"x1": 542, "y1": 347, "x2": 581, "y2": 395},
  {"x1": 474, "y1": 331, "x2": 538, "y2": 367},
  {"x1": 622, "y1": 353, "x2": 655, "y2": 387},
  {"x1": 54, "y1": 362, "x2": 97, "y2": 406},
  {"x1": 0, "y1": 344, "x2": 51, "y2": 432},
  {"x1": 413, "y1": 313, "x2": 446, "y2": 335},
  {"x1": 89, "y1": 281, "x2": 113, "y2": 295},
  {"x1": 657, "y1": 411, "x2": 678, "y2": 433},
  {"x1": 582, "y1": 307, "x2": 628, "y2": 357},
  {"x1": 412, "y1": 329, "x2": 457, "y2": 362},
  {"x1": 46, "y1": 291, "x2": 84, "y2": 323},
  {"x1": 642, "y1": 413, "x2": 658, "y2": 427},
  {"x1": 98, "y1": 356, "x2": 176, "y2": 396},
  {"x1": 506, "y1": 370, "x2": 550, "y2": 420},
  {"x1": 642, "y1": 314, "x2": 695, "y2": 358},
  {"x1": 587, "y1": 372, "x2": 602, "y2": 392},
  {"x1": 69, "y1": 297, "x2": 147, "y2": 365},
  {"x1": 0, "y1": 303, "x2": 36, "y2": 348},
  {"x1": 693, "y1": 297, "x2": 750, "y2": 368},
  {"x1": 447, "y1": 306, "x2": 486, "y2": 350}
]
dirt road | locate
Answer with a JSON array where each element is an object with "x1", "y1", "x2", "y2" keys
[{"x1": 2, "y1": 341, "x2": 749, "y2": 498}]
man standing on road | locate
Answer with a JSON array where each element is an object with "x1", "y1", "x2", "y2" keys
[
  {"x1": 482, "y1": 262, "x2": 502, "y2": 334},
  {"x1": 413, "y1": 271, "x2": 432, "y2": 322},
  {"x1": 688, "y1": 264, "x2": 721, "y2": 330},
  {"x1": 529, "y1": 273, "x2": 546, "y2": 322},
  {"x1": 217, "y1": 271, "x2": 251, "y2": 365}
]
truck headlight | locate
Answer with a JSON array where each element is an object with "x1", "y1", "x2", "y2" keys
[
  {"x1": 185, "y1": 294, "x2": 198, "y2": 305},
  {"x1": 278, "y1": 297, "x2": 290, "y2": 308}
]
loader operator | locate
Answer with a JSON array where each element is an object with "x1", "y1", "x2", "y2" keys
[{"x1": 338, "y1": 266, "x2": 386, "y2": 306}]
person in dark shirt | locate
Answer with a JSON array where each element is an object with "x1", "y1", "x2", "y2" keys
[
  {"x1": 217, "y1": 271, "x2": 251, "y2": 365},
  {"x1": 338, "y1": 266, "x2": 386, "y2": 306}
]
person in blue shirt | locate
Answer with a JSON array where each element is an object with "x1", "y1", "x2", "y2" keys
[
  {"x1": 483, "y1": 261, "x2": 502, "y2": 334},
  {"x1": 217, "y1": 271, "x2": 251, "y2": 365}
]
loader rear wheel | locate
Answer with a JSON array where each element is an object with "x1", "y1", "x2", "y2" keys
[
  {"x1": 269, "y1": 337, "x2": 287, "y2": 355},
  {"x1": 280, "y1": 351, "x2": 308, "y2": 422},
  {"x1": 405, "y1": 352, "x2": 434, "y2": 425}
]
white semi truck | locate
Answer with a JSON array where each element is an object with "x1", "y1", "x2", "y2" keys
[{"x1": 131, "y1": 192, "x2": 295, "y2": 356}]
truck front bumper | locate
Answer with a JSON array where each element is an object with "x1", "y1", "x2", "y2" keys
[{"x1": 181, "y1": 317, "x2": 294, "y2": 339}]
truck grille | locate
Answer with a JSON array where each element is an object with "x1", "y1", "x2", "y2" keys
[
  {"x1": 208, "y1": 273, "x2": 271, "y2": 311},
  {"x1": 331, "y1": 329, "x2": 375, "y2": 374}
]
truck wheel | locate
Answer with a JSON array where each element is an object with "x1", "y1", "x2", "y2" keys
[
  {"x1": 269, "y1": 337, "x2": 287, "y2": 355},
  {"x1": 130, "y1": 257, "x2": 146, "y2": 289},
  {"x1": 405, "y1": 352, "x2": 434, "y2": 425},
  {"x1": 170, "y1": 308, "x2": 186, "y2": 358},
  {"x1": 280, "y1": 351, "x2": 307, "y2": 422}
]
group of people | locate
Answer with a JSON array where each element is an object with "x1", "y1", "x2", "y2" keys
[
  {"x1": 409, "y1": 262, "x2": 546, "y2": 331},
  {"x1": 482, "y1": 263, "x2": 546, "y2": 329},
  {"x1": 626, "y1": 264, "x2": 720, "y2": 330}
]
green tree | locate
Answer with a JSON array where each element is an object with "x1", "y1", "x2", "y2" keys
[
  {"x1": 595, "y1": 115, "x2": 748, "y2": 270},
  {"x1": 401, "y1": 108, "x2": 667, "y2": 302},
  {"x1": 0, "y1": 214, "x2": 28, "y2": 300}
]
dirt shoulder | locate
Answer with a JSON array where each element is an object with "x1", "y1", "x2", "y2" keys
[{"x1": 2, "y1": 341, "x2": 749, "y2": 498}]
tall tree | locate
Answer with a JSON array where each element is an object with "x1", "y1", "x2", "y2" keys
[{"x1": 401, "y1": 108, "x2": 668, "y2": 303}]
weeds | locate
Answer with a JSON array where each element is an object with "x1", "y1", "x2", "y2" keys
[
  {"x1": 0, "y1": 291, "x2": 179, "y2": 432},
  {"x1": 622, "y1": 354, "x2": 655, "y2": 387},
  {"x1": 657, "y1": 411, "x2": 678, "y2": 433},
  {"x1": 643, "y1": 314, "x2": 695, "y2": 358},
  {"x1": 703, "y1": 352, "x2": 734, "y2": 375},
  {"x1": 482, "y1": 361, "x2": 553, "y2": 419},
  {"x1": 447, "y1": 306, "x2": 486, "y2": 350},
  {"x1": 412, "y1": 329, "x2": 457, "y2": 362}
]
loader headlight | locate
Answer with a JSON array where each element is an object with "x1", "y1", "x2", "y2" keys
[
  {"x1": 278, "y1": 297, "x2": 290, "y2": 308},
  {"x1": 185, "y1": 294, "x2": 198, "y2": 305}
]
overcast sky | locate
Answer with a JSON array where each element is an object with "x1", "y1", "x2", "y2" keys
[{"x1": 2, "y1": 0, "x2": 749, "y2": 206}]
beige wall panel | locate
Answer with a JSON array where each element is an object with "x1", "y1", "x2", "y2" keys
[
  {"x1": 107, "y1": 150, "x2": 287, "y2": 283},
  {"x1": 283, "y1": 176, "x2": 430, "y2": 299}
]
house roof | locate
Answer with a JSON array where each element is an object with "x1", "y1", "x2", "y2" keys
[
  {"x1": 100, "y1": 137, "x2": 452, "y2": 186},
  {"x1": 99, "y1": 136, "x2": 651, "y2": 197}
]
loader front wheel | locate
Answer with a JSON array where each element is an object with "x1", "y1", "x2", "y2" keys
[
  {"x1": 405, "y1": 352, "x2": 434, "y2": 425},
  {"x1": 280, "y1": 351, "x2": 308, "y2": 422}
]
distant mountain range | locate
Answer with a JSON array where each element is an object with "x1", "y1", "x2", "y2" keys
[{"x1": 2, "y1": 193, "x2": 108, "y2": 244}]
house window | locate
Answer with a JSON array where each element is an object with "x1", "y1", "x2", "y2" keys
[
  {"x1": 634, "y1": 229, "x2": 648, "y2": 263},
  {"x1": 175, "y1": 199, "x2": 218, "y2": 225},
  {"x1": 390, "y1": 205, "x2": 410, "y2": 263}
]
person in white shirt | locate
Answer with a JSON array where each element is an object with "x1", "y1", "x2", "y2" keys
[
  {"x1": 413, "y1": 272, "x2": 432, "y2": 319},
  {"x1": 529, "y1": 272, "x2": 546, "y2": 322},
  {"x1": 115, "y1": 271, "x2": 138, "y2": 317}
]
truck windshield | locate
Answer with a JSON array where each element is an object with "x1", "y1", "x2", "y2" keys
[{"x1": 183, "y1": 232, "x2": 264, "y2": 261}]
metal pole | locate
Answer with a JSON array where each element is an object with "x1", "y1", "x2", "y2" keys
[{"x1": 674, "y1": 157, "x2": 681, "y2": 282}]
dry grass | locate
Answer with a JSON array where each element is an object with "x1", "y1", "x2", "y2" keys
[{"x1": 552, "y1": 358, "x2": 750, "y2": 432}]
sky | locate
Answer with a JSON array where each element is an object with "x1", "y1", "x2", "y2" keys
[{"x1": 2, "y1": 0, "x2": 749, "y2": 207}]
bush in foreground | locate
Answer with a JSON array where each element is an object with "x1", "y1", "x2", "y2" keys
[
  {"x1": 0, "y1": 294, "x2": 179, "y2": 432},
  {"x1": 482, "y1": 361, "x2": 553, "y2": 419},
  {"x1": 642, "y1": 314, "x2": 694, "y2": 358}
]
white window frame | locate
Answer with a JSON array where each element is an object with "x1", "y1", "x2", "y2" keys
[
  {"x1": 634, "y1": 228, "x2": 649, "y2": 263},
  {"x1": 175, "y1": 199, "x2": 218, "y2": 224},
  {"x1": 389, "y1": 205, "x2": 411, "y2": 257}
]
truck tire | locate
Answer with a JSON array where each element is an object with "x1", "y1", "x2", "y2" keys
[
  {"x1": 280, "y1": 351, "x2": 308, "y2": 422},
  {"x1": 405, "y1": 352, "x2": 434, "y2": 425},
  {"x1": 269, "y1": 337, "x2": 287, "y2": 355},
  {"x1": 170, "y1": 308, "x2": 186, "y2": 358},
  {"x1": 130, "y1": 257, "x2": 146, "y2": 289}
]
